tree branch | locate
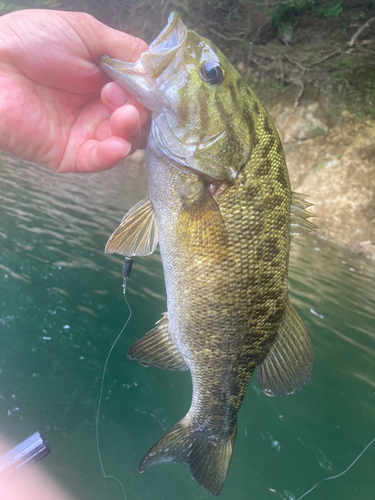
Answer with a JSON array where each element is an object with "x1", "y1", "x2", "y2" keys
[{"x1": 348, "y1": 17, "x2": 375, "y2": 47}]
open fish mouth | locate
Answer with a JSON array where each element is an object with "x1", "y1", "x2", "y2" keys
[
  {"x1": 100, "y1": 12, "x2": 244, "y2": 182},
  {"x1": 141, "y1": 11, "x2": 187, "y2": 77},
  {"x1": 99, "y1": 12, "x2": 187, "y2": 113}
]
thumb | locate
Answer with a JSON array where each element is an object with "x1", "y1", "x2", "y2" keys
[{"x1": 72, "y1": 13, "x2": 148, "y2": 64}]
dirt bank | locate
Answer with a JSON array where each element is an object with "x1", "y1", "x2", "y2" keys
[{"x1": 268, "y1": 102, "x2": 375, "y2": 259}]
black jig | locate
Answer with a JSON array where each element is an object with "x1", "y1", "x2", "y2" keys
[{"x1": 122, "y1": 256, "x2": 133, "y2": 279}]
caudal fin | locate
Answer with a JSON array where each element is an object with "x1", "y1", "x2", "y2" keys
[{"x1": 139, "y1": 419, "x2": 237, "y2": 497}]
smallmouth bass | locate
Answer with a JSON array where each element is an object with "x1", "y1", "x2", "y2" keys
[{"x1": 101, "y1": 12, "x2": 315, "y2": 498}]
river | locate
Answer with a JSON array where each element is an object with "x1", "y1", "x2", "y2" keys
[{"x1": 0, "y1": 153, "x2": 374, "y2": 500}]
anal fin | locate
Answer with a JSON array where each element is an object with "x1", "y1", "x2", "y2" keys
[
  {"x1": 257, "y1": 299, "x2": 314, "y2": 397},
  {"x1": 128, "y1": 313, "x2": 188, "y2": 371},
  {"x1": 105, "y1": 195, "x2": 158, "y2": 256}
]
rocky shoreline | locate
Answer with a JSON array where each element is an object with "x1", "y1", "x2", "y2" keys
[{"x1": 269, "y1": 103, "x2": 375, "y2": 259}]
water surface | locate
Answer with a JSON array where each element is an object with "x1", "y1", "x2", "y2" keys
[{"x1": 0, "y1": 153, "x2": 374, "y2": 500}]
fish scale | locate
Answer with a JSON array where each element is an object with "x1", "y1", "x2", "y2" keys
[{"x1": 101, "y1": 11, "x2": 315, "y2": 498}]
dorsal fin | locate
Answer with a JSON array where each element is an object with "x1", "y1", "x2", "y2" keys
[
  {"x1": 105, "y1": 196, "x2": 158, "y2": 256},
  {"x1": 290, "y1": 192, "x2": 317, "y2": 237}
]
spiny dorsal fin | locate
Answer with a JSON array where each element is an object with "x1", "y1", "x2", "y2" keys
[
  {"x1": 290, "y1": 191, "x2": 317, "y2": 237},
  {"x1": 177, "y1": 184, "x2": 228, "y2": 260},
  {"x1": 128, "y1": 313, "x2": 188, "y2": 371},
  {"x1": 139, "y1": 419, "x2": 236, "y2": 498},
  {"x1": 105, "y1": 196, "x2": 158, "y2": 256},
  {"x1": 257, "y1": 298, "x2": 314, "y2": 397}
]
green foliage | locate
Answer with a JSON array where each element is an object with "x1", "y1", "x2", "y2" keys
[
  {"x1": 265, "y1": 0, "x2": 314, "y2": 29},
  {"x1": 331, "y1": 56, "x2": 354, "y2": 68},
  {"x1": 314, "y1": 1, "x2": 342, "y2": 18},
  {"x1": 0, "y1": 0, "x2": 61, "y2": 15},
  {"x1": 0, "y1": 2, "x2": 22, "y2": 14},
  {"x1": 250, "y1": 77, "x2": 259, "y2": 89},
  {"x1": 41, "y1": 0, "x2": 61, "y2": 7},
  {"x1": 254, "y1": 0, "x2": 343, "y2": 33},
  {"x1": 268, "y1": 81, "x2": 283, "y2": 91}
]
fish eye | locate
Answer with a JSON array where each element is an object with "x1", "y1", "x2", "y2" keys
[{"x1": 200, "y1": 62, "x2": 224, "y2": 85}]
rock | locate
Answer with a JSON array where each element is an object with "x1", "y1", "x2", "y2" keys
[
  {"x1": 341, "y1": 109, "x2": 352, "y2": 118},
  {"x1": 275, "y1": 108, "x2": 375, "y2": 259},
  {"x1": 237, "y1": 61, "x2": 245, "y2": 73},
  {"x1": 270, "y1": 103, "x2": 328, "y2": 144}
]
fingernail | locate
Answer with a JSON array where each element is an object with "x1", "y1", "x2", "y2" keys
[
  {"x1": 120, "y1": 141, "x2": 132, "y2": 159},
  {"x1": 106, "y1": 82, "x2": 128, "y2": 108},
  {"x1": 129, "y1": 108, "x2": 140, "y2": 129}
]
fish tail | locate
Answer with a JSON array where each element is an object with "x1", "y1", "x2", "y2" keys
[{"x1": 139, "y1": 418, "x2": 237, "y2": 497}]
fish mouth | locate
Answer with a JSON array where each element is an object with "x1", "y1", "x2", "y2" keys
[
  {"x1": 100, "y1": 12, "x2": 239, "y2": 183},
  {"x1": 99, "y1": 12, "x2": 187, "y2": 113},
  {"x1": 141, "y1": 11, "x2": 187, "y2": 78}
]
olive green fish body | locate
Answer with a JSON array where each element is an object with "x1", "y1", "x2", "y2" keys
[
  {"x1": 147, "y1": 95, "x2": 291, "y2": 415},
  {"x1": 102, "y1": 12, "x2": 314, "y2": 498}
]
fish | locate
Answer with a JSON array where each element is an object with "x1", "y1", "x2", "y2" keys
[{"x1": 100, "y1": 12, "x2": 316, "y2": 498}]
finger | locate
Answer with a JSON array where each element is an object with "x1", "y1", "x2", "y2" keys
[
  {"x1": 101, "y1": 82, "x2": 150, "y2": 125},
  {"x1": 101, "y1": 82, "x2": 131, "y2": 114},
  {"x1": 101, "y1": 83, "x2": 151, "y2": 149},
  {"x1": 110, "y1": 104, "x2": 151, "y2": 151},
  {"x1": 110, "y1": 105, "x2": 141, "y2": 149},
  {"x1": 75, "y1": 137, "x2": 131, "y2": 173},
  {"x1": 93, "y1": 106, "x2": 141, "y2": 148},
  {"x1": 95, "y1": 106, "x2": 148, "y2": 153},
  {"x1": 95, "y1": 120, "x2": 111, "y2": 142},
  {"x1": 78, "y1": 14, "x2": 149, "y2": 63}
]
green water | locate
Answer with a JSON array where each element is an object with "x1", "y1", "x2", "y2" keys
[{"x1": 0, "y1": 153, "x2": 374, "y2": 500}]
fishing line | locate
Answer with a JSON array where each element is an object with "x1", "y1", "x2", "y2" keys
[
  {"x1": 296, "y1": 437, "x2": 375, "y2": 500},
  {"x1": 96, "y1": 258, "x2": 133, "y2": 500}
]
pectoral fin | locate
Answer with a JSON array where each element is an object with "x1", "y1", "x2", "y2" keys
[
  {"x1": 177, "y1": 184, "x2": 228, "y2": 259},
  {"x1": 128, "y1": 313, "x2": 188, "y2": 371},
  {"x1": 257, "y1": 299, "x2": 314, "y2": 397},
  {"x1": 105, "y1": 196, "x2": 158, "y2": 256}
]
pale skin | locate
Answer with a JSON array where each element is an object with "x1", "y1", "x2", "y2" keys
[
  {"x1": 0, "y1": 9, "x2": 151, "y2": 173},
  {"x1": 0, "y1": 434, "x2": 75, "y2": 500}
]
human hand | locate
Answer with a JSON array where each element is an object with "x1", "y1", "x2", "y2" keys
[{"x1": 0, "y1": 9, "x2": 150, "y2": 173}]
